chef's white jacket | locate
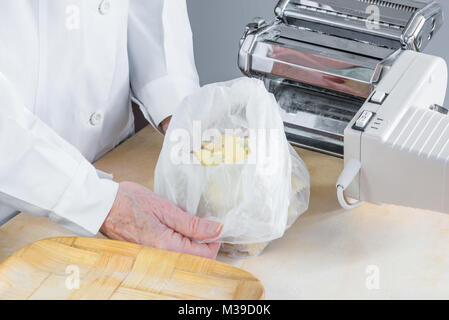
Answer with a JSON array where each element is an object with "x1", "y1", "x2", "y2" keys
[{"x1": 0, "y1": 0, "x2": 199, "y2": 235}]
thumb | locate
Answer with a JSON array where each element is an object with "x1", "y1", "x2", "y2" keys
[{"x1": 158, "y1": 204, "x2": 223, "y2": 241}]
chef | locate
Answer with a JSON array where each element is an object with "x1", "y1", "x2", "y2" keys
[{"x1": 0, "y1": 0, "x2": 221, "y2": 259}]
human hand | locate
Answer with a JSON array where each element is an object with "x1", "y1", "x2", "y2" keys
[{"x1": 100, "y1": 181, "x2": 222, "y2": 259}]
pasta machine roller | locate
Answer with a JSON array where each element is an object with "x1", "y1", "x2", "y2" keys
[
  {"x1": 239, "y1": 0, "x2": 449, "y2": 214},
  {"x1": 239, "y1": 0, "x2": 443, "y2": 157}
]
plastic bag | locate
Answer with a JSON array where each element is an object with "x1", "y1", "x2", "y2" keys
[
  {"x1": 219, "y1": 146, "x2": 310, "y2": 257},
  {"x1": 154, "y1": 78, "x2": 310, "y2": 255}
]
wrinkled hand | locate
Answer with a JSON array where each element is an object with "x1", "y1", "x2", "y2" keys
[{"x1": 101, "y1": 182, "x2": 222, "y2": 259}]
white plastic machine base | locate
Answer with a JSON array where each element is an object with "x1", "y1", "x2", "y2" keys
[{"x1": 340, "y1": 50, "x2": 449, "y2": 214}]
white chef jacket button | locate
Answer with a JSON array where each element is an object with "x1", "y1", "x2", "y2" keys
[
  {"x1": 89, "y1": 112, "x2": 103, "y2": 126},
  {"x1": 98, "y1": 0, "x2": 111, "y2": 15}
]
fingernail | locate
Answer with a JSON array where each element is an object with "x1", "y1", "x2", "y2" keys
[{"x1": 207, "y1": 222, "x2": 223, "y2": 235}]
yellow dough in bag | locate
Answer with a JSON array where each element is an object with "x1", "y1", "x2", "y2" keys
[
  {"x1": 193, "y1": 136, "x2": 250, "y2": 167},
  {"x1": 194, "y1": 136, "x2": 309, "y2": 257}
]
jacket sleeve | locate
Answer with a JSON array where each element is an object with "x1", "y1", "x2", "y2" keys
[
  {"x1": 128, "y1": 0, "x2": 200, "y2": 128},
  {"x1": 0, "y1": 73, "x2": 118, "y2": 236}
]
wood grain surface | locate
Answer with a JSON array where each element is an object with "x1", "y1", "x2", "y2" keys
[{"x1": 0, "y1": 237, "x2": 264, "y2": 300}]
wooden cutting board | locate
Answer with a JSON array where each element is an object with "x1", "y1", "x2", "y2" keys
[{"x1": 0, "y1": 237, "x2": 264, "y2": 300}]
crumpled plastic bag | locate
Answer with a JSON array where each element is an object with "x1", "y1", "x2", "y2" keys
[{"x1": 154, "y1": 77, "x2": 310, "y2": 256}]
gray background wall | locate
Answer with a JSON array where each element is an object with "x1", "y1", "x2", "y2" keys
[{"x1": 187, "y1": 0, "x2": 449, "y2": 106}]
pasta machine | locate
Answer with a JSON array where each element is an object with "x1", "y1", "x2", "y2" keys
[{"x1": 239, "y1": 0, "x2": 449, "y2": 213}]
